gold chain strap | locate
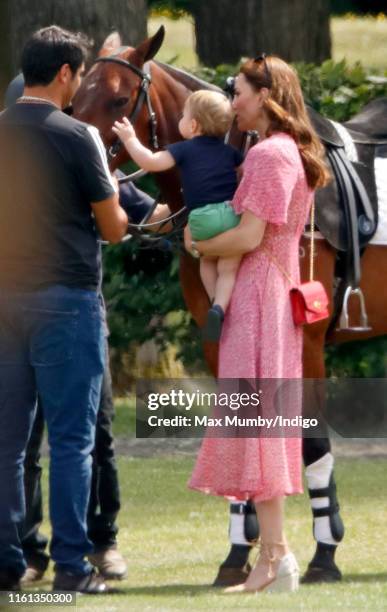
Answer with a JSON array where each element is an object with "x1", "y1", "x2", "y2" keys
[
  {"x1": 262, "y1": 247, "x2": 295, "y2": 285},
  {"x1": 309, "y1": 198, "x2": 315, "y2": 282},
  {"x1": 263, "y1": 197, "x2": 316, "y2": 285}
]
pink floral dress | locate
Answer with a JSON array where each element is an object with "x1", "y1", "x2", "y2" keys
[{"x1": 189, "y1": 132, "x2": 313, "y2": 502}]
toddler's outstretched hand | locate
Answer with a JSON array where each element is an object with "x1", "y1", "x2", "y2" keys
[{"x1": 112, "y1": 117, "x2": 136, "y2": 143}]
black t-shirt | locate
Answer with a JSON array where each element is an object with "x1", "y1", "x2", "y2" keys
[
  {"x1": 167, "y1": 136, "x2": 243, "y2": 210},
  {"x1": 0, "y1": 102, "x2": 116, "y2": 291}
]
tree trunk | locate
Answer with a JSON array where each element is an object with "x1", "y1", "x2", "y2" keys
[
  {"x1": 192, "y1": 0, "x2": 331, "y2": 67},
  {"x1": 2, "y1": 0, "x2": 147, "y2": 85},
  {"x1": 259, "y1": 0, "x2": 331, "y2": 64},
  {"x1": 192, "y1": 0, "x2": 256, "y2": 67},
  {"x1": 0, "y1": 1, "x2": 13, "y2": 97}
]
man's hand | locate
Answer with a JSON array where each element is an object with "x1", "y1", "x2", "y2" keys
[
  {"x1": 92, "y1": 192, "x2": 128, "y2": 244},
  {"x1": 112, "y1": 117, "x2": 136, "y2": 144},
  {"x1": 147, "y1": 204, "x2": 173, "y2": 233}
]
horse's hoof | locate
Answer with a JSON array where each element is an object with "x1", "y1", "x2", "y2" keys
[
  {"x1": 212, "y1": 563, "x2": 252, "y2": 587},
  {"x1": 301, "y1": 564, "x2": 342, "y2": 584}
]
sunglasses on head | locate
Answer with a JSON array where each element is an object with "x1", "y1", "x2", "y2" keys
[{"x1": 253, "y1": 53, "x2": 272, "y2": 88}]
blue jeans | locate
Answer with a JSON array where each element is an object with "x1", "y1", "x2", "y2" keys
[{"x1": 0, "y1": 285, "x2": 105, "y2": 577}]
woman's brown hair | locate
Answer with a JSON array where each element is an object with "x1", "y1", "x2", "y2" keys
[{"x1": 240, "y1": 56, "x2": 330, "y2": 189}]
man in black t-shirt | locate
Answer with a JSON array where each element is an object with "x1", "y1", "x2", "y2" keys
[
  {"x1": 0, "y1": 26, "x2": 128, "y2": 594},
  {"x1": 3, "y1": 73, "x2": 159, "y2": 587}
]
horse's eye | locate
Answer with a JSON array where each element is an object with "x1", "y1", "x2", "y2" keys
[{"x1": 113, "y1": 97, "x2": 129, "y2": 108}]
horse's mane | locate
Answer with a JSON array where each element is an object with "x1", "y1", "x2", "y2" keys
[{"x1": 154, "y1": 61, "x2": 222, "y2": 94}]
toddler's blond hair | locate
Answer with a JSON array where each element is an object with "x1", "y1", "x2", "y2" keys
[{"x1": 185, "y1": 90, "x2": 233, "y2": 138}]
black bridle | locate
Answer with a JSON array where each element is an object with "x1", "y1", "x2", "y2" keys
[
  {"x1": 93, "y1": 53, "x2": 188, "y2": 250},
  {"x1": 94, "y1": 55, "x2": 159, "y2": 168}
]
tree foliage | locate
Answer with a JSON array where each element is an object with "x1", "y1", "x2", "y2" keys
[
  {"x1": 149, "y1": 0, "x2": 387, "y2": 17},
  {"x1": 331, "y1": 0, "x2": 387, "y2": 15},
  {"x1": 148, "y1": 0, "x2": 193, "y2": 17}
]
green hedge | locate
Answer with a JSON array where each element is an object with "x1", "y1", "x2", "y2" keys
[
  {"x1": 103, "y1": 60, "x2": 387, "y2": 377},
  {"x1": 193, "y1": 59, "x2": 387, "y2": 121},
  {"x1": 103, "y1": 167, "x2": 204, "y2": 371},
  {"x1": 148, "y1": 0, "x2": 192, "y2": 18},
  {"x1": 148, "y1": 1, "x2": 387, "y2": 18},
  {"x1": 331, "y1": 1, "x2": 386, "y2": 15}
]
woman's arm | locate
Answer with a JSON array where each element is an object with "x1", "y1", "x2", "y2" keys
[
  {"x1": 184, "y1": 210, "x2": 267, "y2": 258},
  {"x1": 112, "y1": 117, "x2": 175, "y2": 172}
]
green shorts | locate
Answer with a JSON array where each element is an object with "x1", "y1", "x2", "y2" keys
[{"x1": 188, "y1": 201, "x2": 240, "y2": 241}]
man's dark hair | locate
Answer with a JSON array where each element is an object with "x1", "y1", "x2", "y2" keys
[{"x1": 21, "y1": 25, "x2": 91, "y2": 87}]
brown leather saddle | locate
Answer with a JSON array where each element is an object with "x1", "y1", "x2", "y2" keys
[
  {"x1": 307, "y1": 100, "x2": 387, "y2": 331},
  {"x1": 307, "y1": 104, "x2": 386, "y2": 283}
]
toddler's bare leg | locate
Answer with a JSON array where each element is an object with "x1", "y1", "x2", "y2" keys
[
  {"x1": 214, "y1": 256, "x2": 242, "y2": 312},
  {"x1": 200, "y1": 256, "x2": 218, "y2": 302},
  {"x1": 202, "y1": 256, "x2": 240, "y2": 342}
]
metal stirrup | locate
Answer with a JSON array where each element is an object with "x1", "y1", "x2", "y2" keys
[{"x1": 337, "y1": 286, "x2": 371, "y2": 332}]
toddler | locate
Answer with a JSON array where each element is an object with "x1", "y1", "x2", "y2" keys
[{"x1": 112, "y1": 90, "x2": 243, "y2": 341}]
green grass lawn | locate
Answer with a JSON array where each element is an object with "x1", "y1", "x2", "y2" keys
[
  {"x1": 148, "y1": 15, "x2": 387, "y2": 70},
  {"x1": 30, "y1": 455, "x2": 387, "y2": 611},
  {"x1": 113, "y1": 396, "x2": 136, "y2": 436},
  {"x1": 331, "y1": 15, "x2": 387, "y2": 69}
]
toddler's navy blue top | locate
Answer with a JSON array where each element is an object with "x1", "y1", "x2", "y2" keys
[{"x1": 167, "y1": 136, "x2": 243, "y2": 210}]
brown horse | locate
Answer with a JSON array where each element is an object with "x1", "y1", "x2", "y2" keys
[
  {"x1": 73, "y1": 28, "x2": 220, "y2": 372},
  {"x1": 72, "y1": 27, "x2": 386, "y2": 585}
]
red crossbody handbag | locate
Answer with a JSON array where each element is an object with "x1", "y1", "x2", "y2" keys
[{"x1": 264, "y1": 199, "x2": 329, "y2": 326}]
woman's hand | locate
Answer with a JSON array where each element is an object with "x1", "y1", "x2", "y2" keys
[
  {"x1": 112, "y1": 117, "x2": 136, "y2": 144},
  {"x1": 183, "y1": 211, "x2": 266, "y2": 258},
  {"x1": 184, "y1": 225, "x2": 201, "y2": 259}
]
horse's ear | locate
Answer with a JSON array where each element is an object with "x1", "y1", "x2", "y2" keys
[
  {"x1": 98, "y1": 31, "x2": 122, "y2": 57},
  {"x1": 129, "y1": 26, "x2": 165, "y2": 65}
]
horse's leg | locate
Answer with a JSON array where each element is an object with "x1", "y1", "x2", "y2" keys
[
  {"x1": 179, "y1": 253, "x2": 219, "y2": 374},
  {"x1": 212, "y1": 499, "x2": 258, "y2": 587},
  {"x1": 180, "y1": 253, "x2": 254, "y2": 585},
  {"x1": 180, "y1": 253, "x2": 257, "y2": 587},
  {"x1": 301, "y1": 326, "x2": 344, "y2": 583},
  {"x1": 299, "y1": 239, "x2": 344, "y2": 582}
]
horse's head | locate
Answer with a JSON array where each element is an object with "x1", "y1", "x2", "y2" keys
[{"x1": 72, "y1": 26, "x2": 165, "y2": 165}]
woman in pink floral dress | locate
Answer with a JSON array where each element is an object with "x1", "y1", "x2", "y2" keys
[{"x1": 185, "y1": 55, "x2": 330, "y2": 593}]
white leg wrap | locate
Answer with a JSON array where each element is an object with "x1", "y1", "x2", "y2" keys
[
  {"x1": 229, "y1": 501, "x2": 250, "y2": 546},
  {"x1": 305, "y1": 452, "x2": 340, "y2": 546}
]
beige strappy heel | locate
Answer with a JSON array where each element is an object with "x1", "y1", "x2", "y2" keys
[{"x1": 224, "y1": 541, "x2": 299, "y2": 594}]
